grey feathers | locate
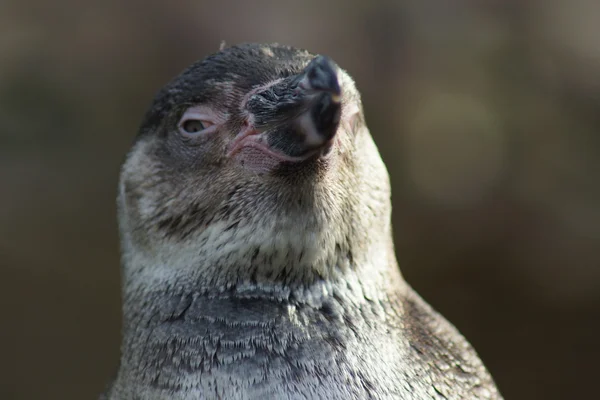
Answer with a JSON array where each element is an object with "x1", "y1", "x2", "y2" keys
[{"x1": 107, "y1": 43, "x2": 502, "y2": 399}]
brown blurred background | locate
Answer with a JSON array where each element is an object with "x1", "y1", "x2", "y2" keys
[{"x1": 1, "y1": 0, "x2": 599, "y2": 399}]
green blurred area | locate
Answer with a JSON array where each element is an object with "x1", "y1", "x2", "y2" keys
[{"x1": 1, "y1": 1, "x2": 599, "y2": 399}]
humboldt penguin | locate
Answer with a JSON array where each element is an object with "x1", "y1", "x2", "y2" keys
[{"x1": 105, "y1": 43, "x2": 502, "y2": 400}]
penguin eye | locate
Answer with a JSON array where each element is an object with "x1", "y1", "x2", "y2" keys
[
  {"x1": 177, "y1": 107, "x2": 216, "y2": 138},
  {"x1": 181, "y1": 119, "x2": 211, "y2": 134}
]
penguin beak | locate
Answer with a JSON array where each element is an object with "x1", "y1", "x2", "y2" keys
[
  {"x1": 295, "y1": 56, "x2": 343, "y2": 146},
  {"x1": 235, "y1": 56, "x2": 342, "y2": 160}
]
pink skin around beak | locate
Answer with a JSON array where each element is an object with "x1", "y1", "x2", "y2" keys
[{"x1": 228, "y1": 55, "x2": 343, "y2": 173}]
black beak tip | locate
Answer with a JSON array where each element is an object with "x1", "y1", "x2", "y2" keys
[{"x1": 306, "y1": 55, "x2": 341, "y2": 98}]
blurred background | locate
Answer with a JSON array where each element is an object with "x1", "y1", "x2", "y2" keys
[{"x1": 1, "y1": 0, "x2": 599, "y2": 399}]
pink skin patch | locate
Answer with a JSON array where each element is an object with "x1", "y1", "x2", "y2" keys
[
  {"x1": 227, "y1": 122, "x2": 310, "y2": 163},
  {"x1": 227, "y1": 120, "x2": 338, "y2": 173},
  {"x1": 226, "y1": 79, "x2": 309, "y2": 172}
]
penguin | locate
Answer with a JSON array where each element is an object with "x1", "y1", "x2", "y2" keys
[{"x1": 105, "y1": 43, "x2": 502, "y2": 400}]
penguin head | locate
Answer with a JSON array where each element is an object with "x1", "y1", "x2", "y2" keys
[{"x1": 118, "y1": 43, "x2": 391, "y2": 284}]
